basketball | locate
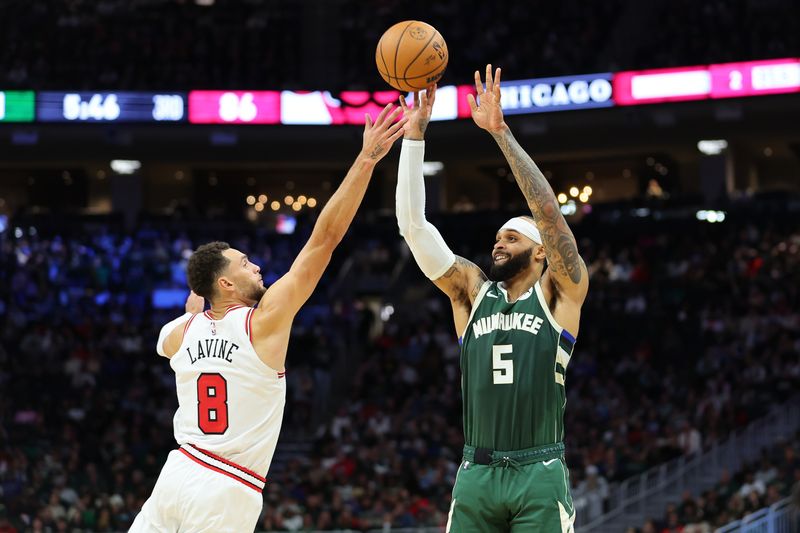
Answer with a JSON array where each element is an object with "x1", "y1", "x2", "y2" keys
[{"x1": 375, "y1": 20, "x2": 448, "y2": 92}]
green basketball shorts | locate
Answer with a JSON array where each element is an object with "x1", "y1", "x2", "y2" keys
[{"x1": 445, "y1": 456, "x2": 575, "y2": 532}]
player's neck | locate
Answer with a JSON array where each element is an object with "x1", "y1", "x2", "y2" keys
[
  {"x1": 499, "y1": 269, "x2": 540, "y2": 303},
  {"x1": 208, "y1": 297, "x2": 247, "y2": 319}
]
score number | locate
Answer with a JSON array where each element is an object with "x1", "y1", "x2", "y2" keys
[
  {"x1": 63, "y1": 93, "x2": 120, "y2": 121},
  {"x1": 152, "y1": 94, "x2": 184, "y2": 121},
  {"x1": 59, "y1": 93, "x2": 185, "y2": 121}
]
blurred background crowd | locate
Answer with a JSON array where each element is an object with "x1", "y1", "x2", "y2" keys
[
  {"x1": 0, "y1": 0, "x2": 796, "y2": 90},
  {"x1": 1, "y1": 203, "x2": 799, "y2": 531},
  {"x1": 1, "y1": 0, "x2": 799, "y2": 531}
]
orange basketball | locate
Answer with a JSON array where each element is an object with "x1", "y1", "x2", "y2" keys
[{"x1": 375, "y1": 21, "x2": 448, "y2": 92}]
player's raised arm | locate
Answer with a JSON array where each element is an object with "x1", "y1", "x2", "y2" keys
[
  {"x1": 468, "y1": 65, "x2": 588, "y2": 304},
  {"x1": 396, "y1": 86, "x2": 488, "y2": 336},
  {"x1": 253, "y1": 104, "x2": 406, "y2": 335}
]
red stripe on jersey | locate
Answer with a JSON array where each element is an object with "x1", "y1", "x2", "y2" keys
[
  {"x1": 204, "y1": 305, "x2": 243, "y2": 321},
  {"x1": 188, "y1": 444, "x2": 267, "y2": 483},
  {"x1": 224, "y1": 305, "x2": 244, "y2": 317},
  {"x1": 183, "y1": 314, "x2": 198, "y2": 336},
  {"x1": 246, "y1": 309, "x2": 255, "y2": 342},
  {"x1": 178, "y1": 449, "x2": 263, "y2": 493}
]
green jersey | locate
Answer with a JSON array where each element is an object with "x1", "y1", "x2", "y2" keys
[{"x1": 460, "y1": 280, "x2": 576, "y2": 451}]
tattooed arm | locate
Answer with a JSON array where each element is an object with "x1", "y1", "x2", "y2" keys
[
  {"x1": 433, "y1": 256, "x2": 489, "y2": 336},
  {"x1": 468, "y1": 65, "x2": 589, "y2": 306}
]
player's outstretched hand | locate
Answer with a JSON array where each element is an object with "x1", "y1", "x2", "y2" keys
[
  {"x1": 185, "y1": 291, "x2": 205, "y2": 314},
  {"x1": 468, "y1": 64, "x2": 507, "y2": 134},
  {"x1": 361, "y1": 104, "x2": 408, "y2": 163},
  {"x1": 398, "y1": 84, "x2": 436, "y2": 141}
]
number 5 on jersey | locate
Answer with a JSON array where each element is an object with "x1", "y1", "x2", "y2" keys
[
  {"x1": 197, "y1": 373, "x2": 229, "y2": 434},
  {"x1": 492, "y1": 344, "x2": 567, "y2": 386},
  {"x1": 492, "y1": 345, "x2": 514, "y2": 384}
]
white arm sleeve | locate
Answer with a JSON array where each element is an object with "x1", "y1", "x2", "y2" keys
[
  {"x1": 396, "y1": 139, "x2": 456, "y2": 280},
  {"x1": 156, "y1": 312, "x2": 192, "y2": 357}
]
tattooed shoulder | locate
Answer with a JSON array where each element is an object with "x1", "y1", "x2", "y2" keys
[{"x1": 470, "y1": 270, "x2": 488, "y2": 299}]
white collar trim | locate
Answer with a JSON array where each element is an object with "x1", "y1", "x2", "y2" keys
[{"x1": 497, "y1": 281, "x2": 534, "y2": 303}]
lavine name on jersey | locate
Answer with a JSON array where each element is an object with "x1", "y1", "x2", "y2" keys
[
  {"x1": 472, "y1": 311, "x2": 545, "y2": 339},
  {"x1": 186, "y1": 338, "x2": 240, "y2": 364}
]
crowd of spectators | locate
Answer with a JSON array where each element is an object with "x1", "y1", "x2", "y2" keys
[
  {"x1": 628, "y1": 435, "x2": 800, "y2": 533},
  {"x1": 1, "y1": 202, "x2": 799, "y2": 531},
  {"x1": 0, "y1": 0, "x2": 796, "y2": 91}
]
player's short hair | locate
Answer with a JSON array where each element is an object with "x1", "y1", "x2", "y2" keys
[{"x1": 187, "y1": 241, "x2": 231, "y2": 300}]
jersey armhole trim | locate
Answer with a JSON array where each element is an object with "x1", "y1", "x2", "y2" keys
[
  {"x1": 182, "y1": 313, "x2": 198, "y2": 337},
  {"x1": 460, "y1": 280, "x2": 493, "y2": 339},
  {"x1": 245, "y1": 308, "x2": 255, "y2": 342},
  {"x1": 242, "y1": 308, "x2": 285, "y2": 377},
  {"x1": 534, "y1": 281, "x2": 577, "y2": 340}
]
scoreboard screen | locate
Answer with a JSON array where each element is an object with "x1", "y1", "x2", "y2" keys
[
  {"x1": 37, "y1": 92, "x2": 186, "y2": 122},
  {"x1": 0, "y1": 91, "x2": 35, "y2": 122},
  {"x1": 188, "y1": 91, "x2": 281, "y2": 124}
]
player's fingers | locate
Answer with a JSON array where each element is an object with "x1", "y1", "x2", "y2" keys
[
  {"x1": 399, "y1": 94, "x2": 408, "y2": 112},
  {"x1": 389, "y1": 117, "x2": 408, "y2": 142},
  {"x1": 365, "y1": 113, "x2": 373, "y2": 129},
  {"x1": 385, "y1": 107, "x2": 403, "y2": 128},
  {"x1": 414, "y1": 91, "x2": 421, "y2": 109},
  {"x1": 389, "y1": 123, "x2": 407, "y2": 143},
  {"x1": 420, "y1": 90, "x2": 427, "y2": 109},
  {"x1": 494, "y1": 67, "x2": 502, "y2": 90},
  {"x1": 388, "y1": 116, "x2": 407, "y2": 134},
  {"x1": 467, "y1": 93, "x2": 478, "y2": 112},
  {"x1": 375, "y1": 103, "x2": 394, "y2": 126},
  {"x1": 428, "y1": 85, "x2": 436, "y2": 108},
  {"x1": 387, "y1": 118, "x2": 408, "y2": 138},
  {"x1": 485, "y1": 64, "x2": 493, "y2": 89},
  {"x1": 473, "y1": 70, "x2": 484, "y2": 95}
]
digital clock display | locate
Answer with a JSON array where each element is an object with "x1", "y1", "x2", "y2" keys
[{"x1": 37, "y1": 92, "x2": 186, "y2": 122}]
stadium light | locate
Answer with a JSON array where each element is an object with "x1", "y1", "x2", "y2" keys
[
  {"x1": 423, "y1": 161, "x2": 444, "y2": 176},
  {"x1": 110, "y1": 160, "x2": 141, "y2": 174},
  {"x1": 697, "y1": 140, "x2": 728, "y2": 155},
  {"x1": 696, "y1": 210, "x2": 727, "y2": 223},
  {"x1": 560, "y1": 201, "x2": 577, "y2": 216}
]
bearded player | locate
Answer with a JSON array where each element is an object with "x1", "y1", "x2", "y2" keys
[
  {"x1": 396, "y1": 68, "x2": 587, "y2": 532},
  {"x1": 130, "y1": 104, "x2": 406, "y2": 533}
]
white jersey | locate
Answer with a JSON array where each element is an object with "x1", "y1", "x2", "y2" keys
[{"x1": 169, "y1": 305, "x2": 286, "y2": 480}]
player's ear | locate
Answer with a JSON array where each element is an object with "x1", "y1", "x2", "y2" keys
[
  {"x1": 534, "y1": 244, "x2": 546, "y2": 262},
  {"x1": 217, "y1": 276, "x2": 235, "y2": 294}
]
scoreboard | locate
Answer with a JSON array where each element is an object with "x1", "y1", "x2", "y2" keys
[
  {"x1": 0, "y1": 91, "x2": 35, "y2": 122},
  {"x1": 0, "y1": 58, "x2": 796, "y2": 126},
  {"x1": 36, "y1": 92, "x2": 186, "y2": 122}
]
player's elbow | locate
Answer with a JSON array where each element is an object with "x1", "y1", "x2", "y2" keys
[{"x1": 397, "y1": 219, "x2": 410, "y2": 239}]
